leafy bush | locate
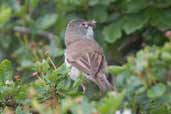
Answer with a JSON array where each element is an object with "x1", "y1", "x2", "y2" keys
[
  {"x1": 0, "y1": 58, "x2": 124, "y2": 114},
  {"x1": 108, "y1": 42, "x2": 171, "y2": 114},
  {"x1": 0, "y1": 42, "x2": 170, "y2": 114},
  {"x1": 0, "y1": 0, "x2": 171, "y2": 114}
]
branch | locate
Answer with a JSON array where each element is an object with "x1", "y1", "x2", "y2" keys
[{"x1": 13, "y1": 26, "x2": 56, "y2": 40}]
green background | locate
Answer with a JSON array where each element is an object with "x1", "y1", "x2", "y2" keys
[{"x1": 0, "y1": 0, "x2": 171, "y2": 114}]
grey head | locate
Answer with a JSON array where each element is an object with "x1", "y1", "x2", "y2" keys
[{"x1": 65, "y1": 19, "x2": 96, "y2": 45}]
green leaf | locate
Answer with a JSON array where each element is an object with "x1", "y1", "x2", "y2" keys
[
  {"x1": 147, "y1": 83, "x2": 166, "y2": 98},
  {"x1": 73, "y1": 74, "x2": 84, "y2": 88},
  {"x1": 34, "y1": 13, "x2": 58, "y2": 30},
  {"x1": 106, "y1": 65, "x2": 125, "y2": 75},
  {"x1": 29, "y1": 0, "x2": 40, "y2": 9},
  {"x1": 41, "y1": 59, "x2": 50, "y2": 73},
  {"x1": 33, "y1": 59, "x2": 50, "y2": 73},
  {"x1": 16, "y1": 106, "x2": 31, "y2": 114},
  {"x1": 135, "y1": 50, "x2": 149, "y2": 72},
  {"x1": 71, "y1": 98, "x2": 96, "y2": 114},
  {"x1": 62, "y1": 97, "x2": 97, "y2": 114},
  {"x1": 120, "y1": 0, "x2": 148, "y2": 13},
  {"x1": 99, "y1": 0, "x2": 116, "y2": 6},
  {"x1": 88, "y1": 0, "x2": 99, "y2": 6},
  {"x1": 97, "y1": 91, "x2": 125, "y2": 114},
  {"x1": 151, "y1": 0, "x2": 171, "y2": 8},
  {"x1": 161, "y1": 52, "x2": 171, "y2": 62},
  {"x1": 57, "y1": 63, "x2": 70, "y2": 76},
  {"x1": 0, "y1": 6, "x2": 11, "y2": 27},
  {"x1": 0, "y1": 34, "x2": 12, "y2": 49},
  {"x1": 116, "y1": 71, "x2": 129, "y2": 89},
  {"x1": 126, "y1": 76, "x2": 143, "y2": 95},
  {"x1": 0, "y1": 59, "x2": 13, "y2": 82},
  {"x1": 103, "y1": 20, "x2": 122, "y2": 43},
  {"x1": 147, "y1": 8, "x2": 171, "y2": 30},
  {"x1": 87, "y1": 5, "x2": 108, "y2": 23},
  {"x1": 123, "y1": 14, "x2": 148, "y2": 34}
]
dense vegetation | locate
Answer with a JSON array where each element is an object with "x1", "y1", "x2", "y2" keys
[{"x1": 0, "y1": 0, "x2": 171, "y2": 114}]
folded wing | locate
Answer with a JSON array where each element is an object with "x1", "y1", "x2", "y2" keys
[{"x1": 67, "y1": 51, "x2": 104, "y2": 77}]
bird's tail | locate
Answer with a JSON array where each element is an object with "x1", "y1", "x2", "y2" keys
[{"x1": 95, "y1": 72, "x2": 113, "y2": 92}]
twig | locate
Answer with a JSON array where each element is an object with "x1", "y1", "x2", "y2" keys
[
  {"x1": 13, "y1": 26, "x2": 56, "y2": 40},
  {"x1": 47, "y1": 55, "x2": 57, "y2": 70}
]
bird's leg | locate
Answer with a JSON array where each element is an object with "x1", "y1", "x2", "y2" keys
[
  {"x1": 64, "y1": 50, "x2": 71, "y2": 67},
  {"x1": 81, "y1": 84, "x2": 86, "y2": 93},
  {"x1": 69, "y1": 67, "x2": 87, "y2": 93},
  {"x1": 66, "y1": 65, "x2": 86, "y2": 93}
]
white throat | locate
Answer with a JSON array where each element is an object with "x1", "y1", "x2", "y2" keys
[{"x1": 86, "y1": 26, "x2": 94, "y2": 40}]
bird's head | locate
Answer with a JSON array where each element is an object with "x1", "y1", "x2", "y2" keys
[{"x1": 65, "y1": 19, "x2": 96, "y2": 40}]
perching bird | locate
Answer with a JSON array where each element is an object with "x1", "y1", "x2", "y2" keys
[{"x1": 64, "y1": 19, "x2": 112, "y2": 92}]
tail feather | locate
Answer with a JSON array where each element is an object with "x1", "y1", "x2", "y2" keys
[{"x1": 95, "y1": 73, "x2": 113, "y2": 92}]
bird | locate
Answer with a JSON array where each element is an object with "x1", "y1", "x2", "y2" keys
[{"x1": 64, "y1": 19, "x2": 112, "y2": 92}]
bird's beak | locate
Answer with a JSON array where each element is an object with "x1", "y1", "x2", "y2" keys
[{"x1": 88, "y1": 20, "x2": 96, "y2": 28}]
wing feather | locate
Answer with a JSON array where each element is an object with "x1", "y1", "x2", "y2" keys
[{"x1": 68, "y1": 51, "x2": 104, "y2": 76}]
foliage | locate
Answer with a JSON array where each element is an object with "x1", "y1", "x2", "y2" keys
[
  {"x1": 0, "y1": 58, "x2": 124, "y2": 114},
  {"x1": 107, "y1": 42, "x2": 171, "y2": 114},
  {"x1": 0, "y1": 0, "x2": 171, "y2": 114},
  {"x1": 0, "y1": 42, "x2": 170, "y2": 114}
]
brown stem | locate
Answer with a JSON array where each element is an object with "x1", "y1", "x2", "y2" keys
[{"x1": 13, "y1": 26, "x2": 56, "y2": 40}]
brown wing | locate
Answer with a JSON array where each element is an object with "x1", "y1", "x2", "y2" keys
[{"x1": 67, "y1": 51, "x2": 104, "y2": 76}]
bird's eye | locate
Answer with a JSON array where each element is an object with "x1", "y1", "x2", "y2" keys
[
  {"x1": 80, "y1": 23, "x2": 85, "y2": 27},
  {"x1": 80, "y1": 23, "x2": 88, "y2": 28}
]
